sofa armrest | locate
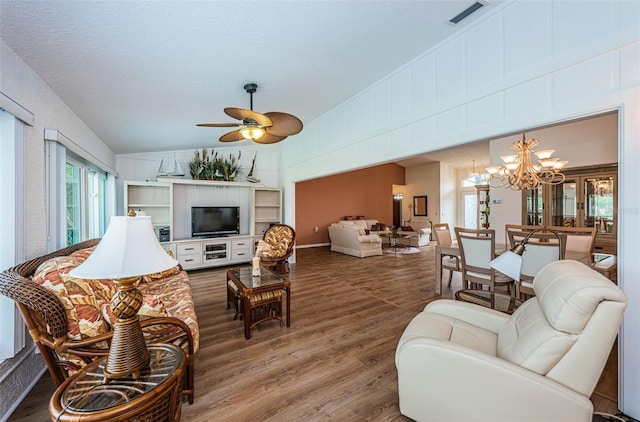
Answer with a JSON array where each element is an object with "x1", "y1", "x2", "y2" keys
[
  {"x1": 423, "y1": 299, "x2": 509, "y2": 334},
  {"x1": 357, "y1": 234, "x2": 381, "y2": 243},
  {"x1": 395, "y1": 337, "x2": 593, "y2": 421}
]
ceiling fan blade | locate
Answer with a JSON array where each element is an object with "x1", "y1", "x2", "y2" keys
[
  {"x1": 224, "y1": 107, "x2": 272, "y2": 127},
  {"x1": 219, "y1": 129, "x2": 245, "y2": 143},
  {"x1": 196, "y1": 122, "x2": 242, "y2": 128},
  {"x1": 263, "y1": 112, "x2": 303, "y2": 137},
  {"x1": 253, "y1": 132, "x2": 287, "y2": 145}
]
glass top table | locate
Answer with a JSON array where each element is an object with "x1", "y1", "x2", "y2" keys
[
  {"x1": 455, "y1": 289, "x2": 523, "y2": 314},
  {"x1": 49, "y1": 344, "x2": 184, "y2": 421},
  {"x1": 226, "y1": 266, "x2": 291, "y2": 339}
]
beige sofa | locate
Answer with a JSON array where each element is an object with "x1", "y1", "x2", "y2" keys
[
  {"x1": 395, "y1": 260, "x2": 627, "y2": 421},
  {"x1": 328, "y1": 220, "x2": 383, "y2": 257},
  {"x1": 396, "y1": 220, "x2": 432, "y2": 247}
]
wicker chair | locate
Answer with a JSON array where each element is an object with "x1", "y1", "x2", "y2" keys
[
  {"x1": 0, "y1": 239, "x2": 196, "y2": 404},
  {"x1": 258, "y1": 224, "x2": 296, "y2": 274}
]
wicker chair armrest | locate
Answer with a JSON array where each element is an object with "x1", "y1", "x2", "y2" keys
[
  {"x1": 140, "y1": 316, "x2": 196, "y2": 355},
  {"x1": 0, "y1": 271, "x2": 69, "y2": 339}
]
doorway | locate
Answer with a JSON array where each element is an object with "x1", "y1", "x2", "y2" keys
[{"x1": 393, "y1": 194, "x2": 403, "y2": 228}]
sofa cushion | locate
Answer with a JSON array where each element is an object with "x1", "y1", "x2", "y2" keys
[
  {"x1": 33, "y1": 247, "x2": 200, "y2": 352},
  {"x1": 33, "y1": 255, "x2": 111, "y2": 340}
]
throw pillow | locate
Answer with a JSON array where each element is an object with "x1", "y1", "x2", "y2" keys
[
  {"x1": 371, "y1": 223, "x2": 380, "y2": 231},
  {"x1": 33, "y1": 256, "x2": 110, "y2": 340},
  {"x1": 401, "y1": 225, "x2": 414, "y2": 232}
]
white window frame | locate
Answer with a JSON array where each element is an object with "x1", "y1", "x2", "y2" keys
[{"x1": 0, "y1": 110, "x2": 26, "y2": 360}]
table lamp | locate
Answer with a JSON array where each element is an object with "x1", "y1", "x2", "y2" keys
[
  {"x1": 69, "y1": 216, "x2": 178, "y2": 380},
  {"x1": 490, "y1": 228, "x2": 561, "y2": 281}
]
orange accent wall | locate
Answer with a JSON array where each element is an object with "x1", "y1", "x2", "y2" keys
[{"x1": 295, "y1": 164, "x2": 405, "y2": 246}]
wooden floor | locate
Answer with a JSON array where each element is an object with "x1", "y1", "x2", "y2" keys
[{"x1": 8, "y1": 245, "x2": 621, "y2": 421}]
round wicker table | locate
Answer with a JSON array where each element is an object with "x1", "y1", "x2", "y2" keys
[{"x1": 49, "y1": 344, "x2": 185, "y2": 422}]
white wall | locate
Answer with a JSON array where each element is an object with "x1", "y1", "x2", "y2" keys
[
  {"x1": 0, "y1": 40, "x2": 117, "y2": 259},
  {"x1": 277, "y1": 1, "x2": 640, "y2": 416},
  {"x1": 489, "y1": 113, "x2": 619, "y2": 244},
  {"x1": 402, "y1": 162, "x2": 440, "y2": 225}
]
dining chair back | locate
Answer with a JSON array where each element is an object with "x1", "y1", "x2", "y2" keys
[
  {"x1": 454, "y1": 227, "x2": 513, "y2": 293},
  {"x1": 432, "y1": 223, "x2": 455, "y2": 247},
  {"x1": 432, "y1": 223, "x2": 459, "y2": 286},
  {"x1": 504, "y1": 224, "x2": 596, "y2": 262}
]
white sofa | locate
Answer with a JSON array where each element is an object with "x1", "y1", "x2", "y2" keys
[
  {"x1": 328, "y1": 220, "x2": 383, "y2": 258},
  {"x1": 396, "y1": 220, "x2": 432, "y2": 247},
  {"x1": 335, "y1": 219, "x2": 389, "y2": 236},
  {"x1": 395, "y1": 260, "x2": 627, "y2": 421}
]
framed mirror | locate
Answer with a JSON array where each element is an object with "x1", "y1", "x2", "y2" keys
[{"x1": 413, "y1": 196, "x2": 427, "y2": 216}]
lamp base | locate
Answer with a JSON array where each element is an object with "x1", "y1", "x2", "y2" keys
[
  {"x1": 103, "y1": 276, "x2": 150, "y2": 380},
  {"x1": 104, "y1": 316, "x2": 150, "y2": 380}
]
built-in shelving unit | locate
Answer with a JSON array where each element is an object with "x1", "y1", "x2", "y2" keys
[
  {"x1": 123, "y1": 180, "x2": 282, "y2": 270},
  {"x1": 252, "y1": 188, "x2": 283, "y2": 240},
  {"x1": 124, "y1": 181, "x2": 173, "y2": 235}
]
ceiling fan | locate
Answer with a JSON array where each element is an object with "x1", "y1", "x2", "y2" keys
[{"x1": 196, "y1": 83, "x2": 303, "y2": 144}]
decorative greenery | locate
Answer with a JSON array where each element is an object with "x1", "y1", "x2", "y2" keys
[{"x1": 188, "y1": 148, "x2": 241, "y2": 181}]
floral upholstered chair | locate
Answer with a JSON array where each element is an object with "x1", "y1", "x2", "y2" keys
[{"x1": 258, "y1": 224, "x2": 296, "y2": 274}]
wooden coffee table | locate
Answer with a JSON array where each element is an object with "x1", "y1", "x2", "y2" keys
[
  {"x1": 455, "y1": 289, "x2": 523, "y2": 314},
  {"x1": 226, "y1": 266, "x2": 291, "y2": 339}
]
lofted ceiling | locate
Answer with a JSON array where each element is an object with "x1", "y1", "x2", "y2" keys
[{"x1": 0, "y1": 0, "x2": 500, "y2": 159}]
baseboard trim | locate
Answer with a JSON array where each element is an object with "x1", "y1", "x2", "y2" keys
[{"x1": 296, "y1": 243, "x2": 330, "y2": 249}]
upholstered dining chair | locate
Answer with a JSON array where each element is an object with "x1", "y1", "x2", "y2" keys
[
  {"x1": 432, "y1": 223, "x2": 460, "y2": 287},
  {"x1": 454, "y1": 227, "x2": 513, "y2": 293},
  {"x1": 506, "y1": 229, "x2": 566, "y2": 300},
  {"x1": 258, "y1": 224, "x2": 296, "y2": 274}
]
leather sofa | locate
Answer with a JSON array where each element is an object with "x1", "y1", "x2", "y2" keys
[
  {"x1": 328, "y1": 220, "x2": 383, "y2": 258},
  {"x1": 395, "y1": 260, "x2": 627, "y2": 421}
]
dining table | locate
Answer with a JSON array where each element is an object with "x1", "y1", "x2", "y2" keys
[{"x1": 435, "y1": 244, "x2": 617, "y2": 295}]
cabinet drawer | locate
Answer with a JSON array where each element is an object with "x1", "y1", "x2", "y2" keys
[
  {"x1": 177, "y1": 242, "x2": 200, "y2": 255},
  {"x1": 177, "y1": 254, "x2": 202, "y2": 268},
  {"x1": 231, "y1": 249, "x2": 252, "y2": 261},
  {"x1": 231, "y1": 239, "x2": 252, "y2": 249}
]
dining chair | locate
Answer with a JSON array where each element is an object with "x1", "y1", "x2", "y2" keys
[
  {"x1": 432, "y1": 223, "x2": 459, "y2": 286},
  {"x1": 510, "y1": 231, "x2": 565, "y2": 300},
  {"x1": 504, "y1": 224, "x2": 596, "y2": 263},
  {"x1": 454, "y1": 227, "x2": 514, "y2": 293}
]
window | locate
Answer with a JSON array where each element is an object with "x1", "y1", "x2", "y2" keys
[
  {"x1": 47, "y1": 143, "x2": 113, "y2": 250},
  {"x1": 63, "y1": 153, "x2": 110, "y2": 246},
  {"x1": 66, "y1": 160, "x2": 82, "y2": 245},
  {"x1": 0, "y1": 109, "x2": 26, "y2": 360}
]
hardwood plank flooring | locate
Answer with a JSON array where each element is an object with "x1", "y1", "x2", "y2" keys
[{"x1": 8, "y1": 245, "x2": 621, "y2": 421}]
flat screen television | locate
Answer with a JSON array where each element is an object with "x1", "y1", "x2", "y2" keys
[{"x1": 191, "y1": 206, "x2": 240, "y2": 237}]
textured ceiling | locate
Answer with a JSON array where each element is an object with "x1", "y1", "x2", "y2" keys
[{"x1": 0, "y1": 0, "x2": 499, "y2": 160}]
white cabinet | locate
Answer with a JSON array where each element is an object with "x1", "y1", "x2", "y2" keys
[
  {"x1": 230, "y1": 238, "x2": 252, "y2": 261},
  {"x1": 252, "y1": 188, "x2": 282, "y2": 239},
  {"x1": 124, "y1": 180, "x2": 282, "y2": 269},
  {"x1": 176, "y1": 241, "x2": 202, "y2": 268},
  {"x1": 124, "y1": 181, "x2": 173, "y2": 241},
  {"x1": 173, "y1": 235, "x2": 253, "y2": 270}
]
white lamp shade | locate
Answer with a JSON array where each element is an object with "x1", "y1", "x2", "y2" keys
[
  {"x1": 69, "y1": 216, "x2": 178, "y2": 279},
  {"x1": 489, "y1": 251, "x2": 522, "y2": 281}
]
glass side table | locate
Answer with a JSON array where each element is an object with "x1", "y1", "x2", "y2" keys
[
  {"x1": 455, "y1": 289, "x2": 523, "y2": 314},
  {"x1": 49, "y1": 344, "x2": 185, "y2": 421}
]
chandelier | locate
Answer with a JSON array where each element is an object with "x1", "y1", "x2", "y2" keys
[{"x1": 485, "y1": 134, "x2": 568, "y2": 190}]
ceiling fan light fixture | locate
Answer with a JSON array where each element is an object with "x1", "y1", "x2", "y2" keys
[{"x1": 240, "y1": 126, "x2": 265, "y2": 140}]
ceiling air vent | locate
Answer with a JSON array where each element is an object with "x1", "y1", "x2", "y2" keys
[{"x1": 449, "y1": 2, "x2": 484, "y2": 24}]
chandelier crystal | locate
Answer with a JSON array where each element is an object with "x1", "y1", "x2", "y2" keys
[{"x1": 486, "y1": 134, "x2": 568, "y2": 190}]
